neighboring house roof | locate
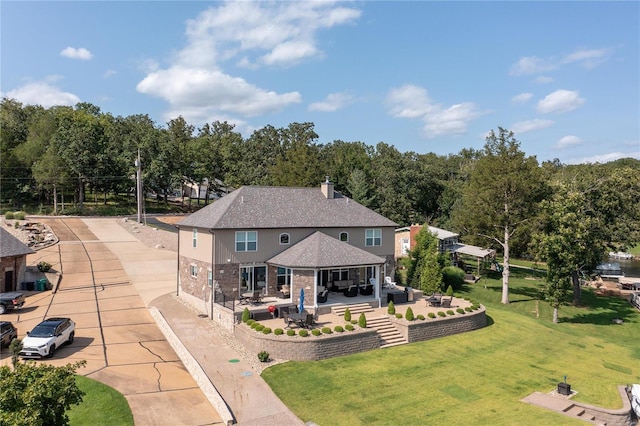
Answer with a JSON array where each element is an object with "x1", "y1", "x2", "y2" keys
[
  {"x1": 427, "y1": 226, "x2": 459, "y2": 240},
  {"x1": 267, "y1": 231, "x2": 386, "y2": 268},
  {"x1": 177, "y1": 186, "x2": 398, "y2": 229},
  {"x1": 452, "y1": 243, "x2": 495, "y2": 259},
  {"x1": 0, "y1": 228, "x2": 35, "y2": 258}
]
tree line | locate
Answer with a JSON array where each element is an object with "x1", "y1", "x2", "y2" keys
[{"x1": 2, "y1": 98, "x2": 640, "y2": 314}]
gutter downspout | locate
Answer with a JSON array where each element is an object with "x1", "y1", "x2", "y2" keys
[
  {"x1": 209, "y1": 229, "x2": 215, "y2": 320},
  {"x1": 175, "y1": 225, "x2": 180, "y2": 296}
]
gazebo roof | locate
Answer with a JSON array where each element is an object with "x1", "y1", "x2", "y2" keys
[
  {"x1": 451, "y1": 243, "x2": 495, "y2": 259},
  {"x1": 267, "y1": 231, "x2": 386, "y2": 269}
]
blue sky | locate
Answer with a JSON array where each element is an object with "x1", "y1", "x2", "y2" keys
[{"x1": 2, "y1": 1, "x2": 639, "y2": 164}]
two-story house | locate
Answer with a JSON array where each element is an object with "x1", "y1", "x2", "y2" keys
[{"x1": 176, "y1": 180, "x2": 397, "y2": 313}]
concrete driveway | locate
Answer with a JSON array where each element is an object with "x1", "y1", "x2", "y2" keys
[{"x1": 0, "y1": 218, "x2": 222, "y2": 426}]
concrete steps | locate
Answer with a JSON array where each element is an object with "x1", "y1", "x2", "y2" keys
[
  {"x1": 564, "y1": 405, "x2": 596, "y2": 422},
  {"x1": 331, "y1": 304, "x2": 407, "y2": 348}
]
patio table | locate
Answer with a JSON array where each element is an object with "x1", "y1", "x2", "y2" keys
[
  {"x1": 239, "y1": 292, "x2": 252, "y2": 304},
  {"x1": 285, "y1": 312, "x2": 307, "y2": 328},
  {"x1": 427, "y1": 296, "x2": 441, "y2": 307}
]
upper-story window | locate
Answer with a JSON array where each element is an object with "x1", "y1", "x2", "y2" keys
[
  {"x1": 190, "y1": 264, "x2": 198, "y2": 278},
  {"x1": 365, "y1": 228, "x2": 382, "y2": 246},
  {"x1": 192, "y1": 229, "x2": 198, "y2": 248},
  {"x1": 339, "y1": 232, "x2": 349, "y2": 242},
  {"x1": 279, "y1": 233, "x2": 290, "y2": 245},
  {"x1": 236, "y1": 231, "x2": 257, "y2": 252}
]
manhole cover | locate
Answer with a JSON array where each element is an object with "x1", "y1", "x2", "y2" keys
[
  {"x1": 229, "y1": 359, "x2": 240, "y2": 363},
  {"x1": 241, "y1": 371, "x2": 252, "y2": 377}
]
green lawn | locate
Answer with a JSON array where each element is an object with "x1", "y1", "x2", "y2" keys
[
  {"x1": 262, "y1": 269, "x2": 640, "y2": 425},
  {"x1": 67, "y1": 376, "x2": 133, "y2": 425}
]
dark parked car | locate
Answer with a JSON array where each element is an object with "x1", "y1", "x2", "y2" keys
[
  {"x1": 0, "y1": 292, "x2": 25, "y2": 314},
  {"x1": 20, "y1": 317, "x2": 75, "y2": 358},
  {"x1": 0, "y1": 321, "x2": 18, "y2": 347}
]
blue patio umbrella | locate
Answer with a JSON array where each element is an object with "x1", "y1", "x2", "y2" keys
[{"x1": 299, "y1": 288, "x2": 305, "y2": 313}]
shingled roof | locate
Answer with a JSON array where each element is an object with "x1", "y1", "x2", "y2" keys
[
  {"x1": 177, "y1": 186, "x2": 397, "y2": 229},
  {"x1": 0, "y1": 227, "x2": 35, "y2": 258},
  {"x1": 267, "y1": 231, "x2": 386, "y2": 268}
]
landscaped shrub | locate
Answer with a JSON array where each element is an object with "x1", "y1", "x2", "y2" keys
[
  {"x1": 246, "y1": 319, "x2": 255, "y2": 326},
  {"x1": 387, "y1": 301, "x2": 395, "y2": 315},
  {"x1": 428, "y1": 312, "x2": 436, "y2": 318},
  {"x1": 358, "y1": 313, "x2": 367, "y2": 328},
  {"x1": 274, "y1": 328, "x2": 284, "y2": 335},
  {"x1": 242, "y1": 308, "x2": 251, "y2": 323},
  {"x1": 395, "y1": 313, "x2": 402, "y2": 319},
  {"x1": 465, "y1": 307, "x2": 473, "y2": 312},
  {"x1": 257, "y1": 351, "x2": 269, "y2": 362},
  {"x1": 250, "y1": 322, "x2": 259, "y2": 329},
  {"x1": 37, "y1": 261, "x2": 51, "y2": 272},
  {"x1": 442, "y1": 266, "x2": 465, "y2": 290},
  {"x1": 456, "y1": 308, "x2": 465, "y2": 314},
  {"x1": 472, "y1": 304, "x2": 480, "y2": 310},
  {"x1": 350, "y1": 320, "x2": 357, "y2": 324},
  {"x1": 334, "y1": 325, "x2": 344, "y2": 332},
  {"x1": 322, "y1": 327, "x2": 332, "y2": 334},
  {"x1": 14, "y1": 221, "x2": 19, "y2": 228},
  {"x1": 255, "y1": 324, "x2": 265, "y2": 332},
  {"x1": 345, "y1": 324, "x2": 355, "y2": 331},
  {"x1": 262, "y1": 327, "x2": 272, "y2": 334},
  {"x1": 446, "y1": 284, "x2": 454, "y2": 297},
  {"x1": 299, "y1": 329, "x2": 309, "y2": 337},
  {"x1": 14, "y1": 211, "x2": 25, "y2": 220},
  {"x1": 312, "y1": 329, "x2": 321, "y2": 336},
  {"x1": 446, "y1": 310, "x2": 455, "y2": 316},
  {"x1": 437, "y1": 311, "x2": 446, "y2": 317},
  {"x1": 287, "y1": 329, "x2": 296, "y2": 336},
  {"x1": 5, "y1": 211, "x2": 14, "y2": 220},
  {"x1": 405, "y1": 307, "x2": 414, "y2": 321},
  {"x1": 417, "y1": 314, "x2": 425, "y2": 320},
  {"x1": 344, "y1": 308, "x2": 352, "y2": 322}
]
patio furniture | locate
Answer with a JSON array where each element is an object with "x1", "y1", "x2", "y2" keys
[
  {"x1": 440, "y1": 297, "x2": 452, "y2": 308},
  {"x1": 331, "y1": 280, "x2": 353, "y2": 292},
  {"x1": 317, "y1": 289, "x2": 329, "y2": 303},
  {"x1": 383, "y1": 276, "x2": 396, "y2": 289},
  {"x1": 239, "y1": 292, "x2": 252, "y2": 304},
  {"x1": 250, "y1": 291, "x2": 262, "y2": 305},
  {"x1": 359, "y1": 284, "x2": 373, "y2": 296},
  {"x1": 387, "y1": 290, "x2": 408, "y2": 304},
  {"x1": 277, "y1": 284, "x2": 290, "y2": 298},
  {"x1": 426, "y1": 295, "x2": 441, "y2": 307},
  {"x1": 344, "y1": 285, "x2": 358, "y2": 297}
]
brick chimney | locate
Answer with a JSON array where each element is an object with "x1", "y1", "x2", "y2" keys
[
  {"x1": 321, "y1": 176, "x2": 334, "y2": 199},
  {"x1": 409, "y1": 224, "x2": 423, "y2": 251}
]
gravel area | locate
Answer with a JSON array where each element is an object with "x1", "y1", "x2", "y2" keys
[{"x1": 117, "y1": 218, "x2": 179, "y2": 252}]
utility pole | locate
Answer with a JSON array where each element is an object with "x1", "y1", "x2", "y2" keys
[{"x1": 135, "y1": 149, "x2": 143, "y2": 223}]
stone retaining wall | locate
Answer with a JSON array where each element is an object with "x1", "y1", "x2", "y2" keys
[
  {"x1": 573, "y1": 386, "x2": 634, "y2": 426},
  {"x1": 390, "y1": 307, "x2": 487, "y2": 343},
  {"x1": 235, "y1": 325, "x2": 380, "y2": 361}
]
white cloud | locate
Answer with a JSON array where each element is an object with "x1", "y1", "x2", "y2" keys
[
  {"x1": 565, "y1": 151, "x2": 640, "y2": 165},
  {"x1": 2, "y1": 80, "x2": 80, "y2": 108},
  {"x1": 512, "y1": 93, "x2": 533, "y2": 104},
  {"x1": 386, "y1": 84, "x2": 484, "y2": 138},
  {"x1": 535, "y1": 76, "x2": 554, "y2": 84},
  {"x1": 137, "y1": 2, "x2": 360, "y2": 125},
  {"x1": 60, "y1": 46, "x2": 93, "y2": 60},
  {"x1": 554, "y1": 135, "x2": 582, "y2": 149},
  {"x1": 510, "y1": 119, "x2": 554, "y2": 134},
  {"x1": 509, "y1": 56, "x2": 556, "y2": 76},
  {"x1": 537, "y1": 89, "x2": 585, "y2": 114},
  {"x1": 309, "y1": 92, "x2": 354, "y2": 112},
  {"x1": 562, "y1": 48, "x2": 611, "y2": 69},
  {"x1": 103, "y1": 69, "x2": 117, "y2": 78}
]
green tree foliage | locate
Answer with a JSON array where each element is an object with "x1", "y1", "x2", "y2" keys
[
  {"x1": 346, "y1": 169, "x2": 374, "y2": 207},
  {"x1": 0, "y1": 360, "x2": 87, "y2": 426},
  {"x1": 405, "y1": 226, "x2": 443, "y2": 294},
  {"x1": 442, "y1": 266, "x2": 465, "y2": 291},
  {"x1": 452, "y1": 127, "x2": 544, "y2": 304},
  {"x1": 270, "y1": 123, "x2": 322, "y2": 187}
]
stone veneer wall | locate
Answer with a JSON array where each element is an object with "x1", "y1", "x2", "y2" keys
[
  {"x1": 178, "y1": 291, "x2": 236, "y2": 333},
  {"x1": 390, "y1": 307, "x2": 487, "y2": 343},
  {"x1": 235, "y1": 325, "x2": 380, "y2": 361},
  {"x1": 0, "y1": 255, "x2": 27, "y2": 292}
]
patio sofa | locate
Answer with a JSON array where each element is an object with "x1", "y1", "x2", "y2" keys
[
  {"x1": 277, "y1": 284, "x2": 290, "y2": 299},
  {"x1": 330, "y1": 280, "x2": 353, "y2": 292}
]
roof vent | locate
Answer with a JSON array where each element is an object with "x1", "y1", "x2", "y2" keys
[{"x1": 321, "y1": 177, "x2": 334, "y2": 199}]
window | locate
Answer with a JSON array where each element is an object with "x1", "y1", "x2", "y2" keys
[
  {"x1": 279, "y1": 233, "x2": 290, "y2": 245},
  {"x1": 190, "y1": 264, "x2": 198, "y2": 278},
  {"x1": 339, "y1": 232, "x2": 348, "y2": 242},
  {"x1": 192, "y1": 229, "x2": 198, "y2": 248},
  {"x1": 331, "y1": 269, "x2": 349, "y2": 281},
  {"x1": 235, "y1": 231, "x2": 257, "y2": 252},
  {"x1": 365, "y1": 229, "x2": 382, "y2": 246},
  {"x1": 207, "y1": 269, "x2": 213, "y2": 287},
  {"x1": 277, "y1": 267, "x2": 291, "y2": 286}
]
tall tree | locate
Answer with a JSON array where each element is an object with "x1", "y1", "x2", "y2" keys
[
  {"x1": 452, "y1": 127, "x2": 544, "y2": 304},
  {"x1": 270, "y1": 123, "x2": 322, "y2": 187},
  {"x1": 404, "y1": 226, "x2": 443, "y2": 294}
]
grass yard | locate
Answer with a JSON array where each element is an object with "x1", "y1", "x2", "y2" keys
[
  {"x1": 67, "y1": 376, "x2": 134, "y2": 425},
  {"x1": 262, "y1": 269, "x2": 640, "y2": 425}
]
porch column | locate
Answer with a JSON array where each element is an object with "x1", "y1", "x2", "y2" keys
[{"x1": 375, "y1": 264, "x2": 381, "y2": 308}]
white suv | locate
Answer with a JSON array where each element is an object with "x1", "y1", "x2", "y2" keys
[{"x1": 20, "y1": 317, "x2": 75, "y2": 358}]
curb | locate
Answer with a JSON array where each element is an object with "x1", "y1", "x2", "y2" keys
[{"x1": 149, "y1": 307, "x2": 236, "y2": 426}]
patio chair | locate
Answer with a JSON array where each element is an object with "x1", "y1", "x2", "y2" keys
[
  {"x1": 440, "y1": 297, "x2": 452, "y2": 308},
  {"x1": 317, "y1": 289, "x2": 329, "y2": 303},
  {"x1": 250, "y1": 291, "x2": 262, "y2": 304},
  {"x1": 302, "y1": 313, "x2": 314, "y2": 329},
  {"x1": 359, "y1": 284, "x2": 373, "y2": 296},
  {"x1": 383, "y1": 276, "x2": 396, "y2": 289},
  {"x1": 344, "y1": 285, "x2": 358, "y2": 297}
]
